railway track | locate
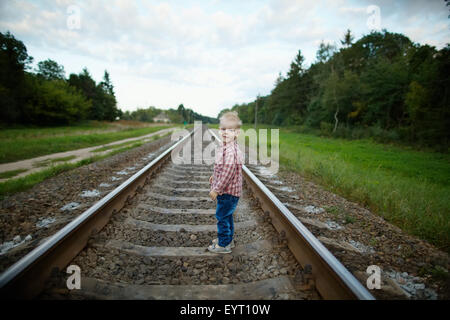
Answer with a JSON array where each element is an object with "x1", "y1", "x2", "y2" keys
[{"x1": 0, "y1": 124, "x2": 374, "y2": 300}]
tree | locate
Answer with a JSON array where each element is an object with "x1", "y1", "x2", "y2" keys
[
  {"x1": 316, "y1": 41, "x2": 336, "y2": 63},
  {"x1": 287, "y1": 50, "x2": 305, "y2": 78},
  {"x1": 98, "y1": 70, "x2": 119, "y2": 121},
  {"x1": 0, "y1": 31, "x2": 34, "y2": 123},
  {"x1": 356, "y1": 30, "x2": 412, "y2": 61},
  {"x1": 178, "y1": 104, "x2": 187, "y2": 122},
  {"x1": 36, "y1": 59, "x2": 65, "y2": 80},
  {"x1": 23, "y1": 75, "x2": 91, "y2": 125},
  {"x1": 68, "y1": 68, "x2": 97, "y2": 101},
  {"x1": 0, "y1": 31, "x2": 33, "y2": 73},
  {"x1": 68, "y1": 68, "x2": 106, "y2": 120},
  {"x1": 100, "y1": 70, "x2": 114, "y2": 96},
  {"x1": 274, "y1": 72, "x2": 284, "y2": 86},
  {"x1": 340, "y1": 29, "x2": 354, "y2": 48},
  {"x1": 405, "y1": 81, "x2": 427, "y2": 139},
  {"x1": 360, "y1": 56, "x2": 410, "y2": 129}
]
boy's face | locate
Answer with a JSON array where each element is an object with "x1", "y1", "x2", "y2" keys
[{"x1": 219, "y1": 120, "x2": 240, "y2": 143}]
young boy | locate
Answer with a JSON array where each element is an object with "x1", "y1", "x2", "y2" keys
[{"x1": 208, "y1": 111, "x2": 243, "y2": 254}]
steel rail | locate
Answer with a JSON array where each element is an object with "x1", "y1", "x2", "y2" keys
[
  {"x1": 0, "y1": 127, "x2": 197, "y2": 299},
  {"x1": 208, "y1": 128, "x2": 375, "y2": 300}
]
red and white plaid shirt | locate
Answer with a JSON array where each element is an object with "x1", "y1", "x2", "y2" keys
[{"x1": 210, "y1": 139, "x2": 243, "y2": 197}]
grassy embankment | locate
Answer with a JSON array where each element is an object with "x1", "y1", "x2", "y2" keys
[
  {"x1": 0, "y1": 120, "x2": 174, "y2": 164},
  {"x1": 0, "y1": 120, "x2": 179, "y2": 199},
  {"x1": 209, "y1": 123, "x2": 450, "y2": 253}
]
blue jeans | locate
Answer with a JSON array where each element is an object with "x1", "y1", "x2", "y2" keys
[{"x1": 215, "y1": 194, "x2": 239, "y2": 247}]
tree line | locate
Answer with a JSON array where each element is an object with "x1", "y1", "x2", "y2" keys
[
  {"x1": 1, "y1": 31, "x2": 218, "y2": 127},
  {"x1": 0, "y1": 31, "x2": 121, "y2": 126},
  {"x1": 121, "y1": 103, "x2": 218, "y2": 124},
  {"x1": 221, "y1": 29, "x2": 449, "y2": 152}
]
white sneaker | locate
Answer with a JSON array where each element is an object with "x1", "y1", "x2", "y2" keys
[
  {"x1": 212, "y1": 238, "x2": 235, "y2": 248},
  {"x1": 207, "y1": 243, "x2": 232, "y2": 254}
]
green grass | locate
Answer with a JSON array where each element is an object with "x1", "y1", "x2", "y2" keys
[
  {"x1": 0, "y1": 120, "x2": 112, "y2": 139},
  {"x1": 0, "y1": 168, "x2": 28, "y2": 179},
  {"x1": 231, "y1": 123, "x2": 450, "y2": 253},
  {"x1": 0, "y1": 133, "x2": 172, "y2": 200},
  {"x1": 343, "y1": 214, "x2": 356, "y2": 225},
  {"x1": 0, "y1": 122, "x2": 174, "y2": 164},
  {"x1": 417, "y1": 264, "x2": 450, "y2": 283},
  {"x1": 155, "y1": 131, "x2": 173, "y2": 139},
  {"x1": 32, "y1": 155, "x2": 78, "y2": 167},
  {"x1": 91, "y1": 140, "x2": 142, "y2": 153},
  {"x1": 0, "y1": 160, "x2": 93, "y2": 201},
  {"x1": 92, "y1": 131, "x2": 175, "y2": 152}
]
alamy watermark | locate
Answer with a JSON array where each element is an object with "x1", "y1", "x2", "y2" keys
[
  {"x1": 170, "y1": 121, "x2": 279, "y2": 174},
  {"x1": 366, "y1": 265, "x2": 381, "y2": 289},
  {"x1": 366, "y1": 5, "x2": 381, "y2": 31},
  {"x1": 67, "y1": 5, "x2": 81, "y2": 30},
  {"x1": 66, "y1": 264, "x2": 81, "y2": 289}
]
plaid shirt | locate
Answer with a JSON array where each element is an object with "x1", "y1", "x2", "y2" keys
[{"x1": 210, "y1": 139, "x2": 243, "y2": 197}]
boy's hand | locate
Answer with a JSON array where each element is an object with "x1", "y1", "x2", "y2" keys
[
  {"x1": 209, "y1": 190, "x2": 218, "y2": 201},
  {"x1": 209, "y1": 175, "x2": 213, "y2": 184}
]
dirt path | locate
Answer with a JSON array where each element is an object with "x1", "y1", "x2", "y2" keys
[{"x1": 0, "y1": 127, "x2": 181, "y2": 183}]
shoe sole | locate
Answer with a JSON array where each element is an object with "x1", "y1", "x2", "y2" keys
[
  {"x1": 212, "y1": 239, "x2": 235, "y2": 248},
  {"x1": 207, "y1": 247, "x2": 231, "y2": 254}
]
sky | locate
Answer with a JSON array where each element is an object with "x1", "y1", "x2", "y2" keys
[{"x1": 1, "y1": 0, "x2": 449, "y2": 118}]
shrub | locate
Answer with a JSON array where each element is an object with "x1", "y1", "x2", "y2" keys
[
  {"x1": 320, "y1": 121, "x2": 333, "y2": 136},
  {"x1": 24, "y1": 78, "x2": 91, "y2": 125}
]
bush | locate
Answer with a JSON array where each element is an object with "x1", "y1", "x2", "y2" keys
[
  {"x1": 350, "y1": 126, "x2": 369, "y2": 140},
  {"x1": 272, "y1": 113, "x2": 283, "y2": 126},
  {"x1": 283, "y1": 114, "x2": 303, "y2": 126},
  {"x1": 334, "y1": 124, "x2": 353, "y2": 139},
  {"x1": 320, "y1": 121, "x2": 333, "y2": 136},
  {"x1": 387, "y1": 128, "x2": 400, "y2": 141},
  {"x1": 24, "y1": 78, "x2": 91, "y2": 125}
]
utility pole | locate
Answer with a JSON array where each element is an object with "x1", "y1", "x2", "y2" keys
[{"x1": 254, "y1": 94, "x2": 259, "y2": 130}]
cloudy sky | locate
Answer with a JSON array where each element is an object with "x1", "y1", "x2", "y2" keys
[{"x1": 1, "y1": 0, "x2": 449, "y2": 118}]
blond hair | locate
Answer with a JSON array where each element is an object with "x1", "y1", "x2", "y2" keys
[{"x1": 219, "y1": 111, "x2": 242, "y2": 128}]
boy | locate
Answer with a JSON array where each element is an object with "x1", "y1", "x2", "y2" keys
[{"x1": 208, "y1": 111, "x2": 243, "y2": 254}]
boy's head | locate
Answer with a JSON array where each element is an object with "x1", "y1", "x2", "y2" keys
[{"x1": 219, "y1": 111, "x2": 241, "y2": 143}]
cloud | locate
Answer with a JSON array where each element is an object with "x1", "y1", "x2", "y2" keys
[{"x1": 0, "y1": 0, "x2": 448, "y2": 117}]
